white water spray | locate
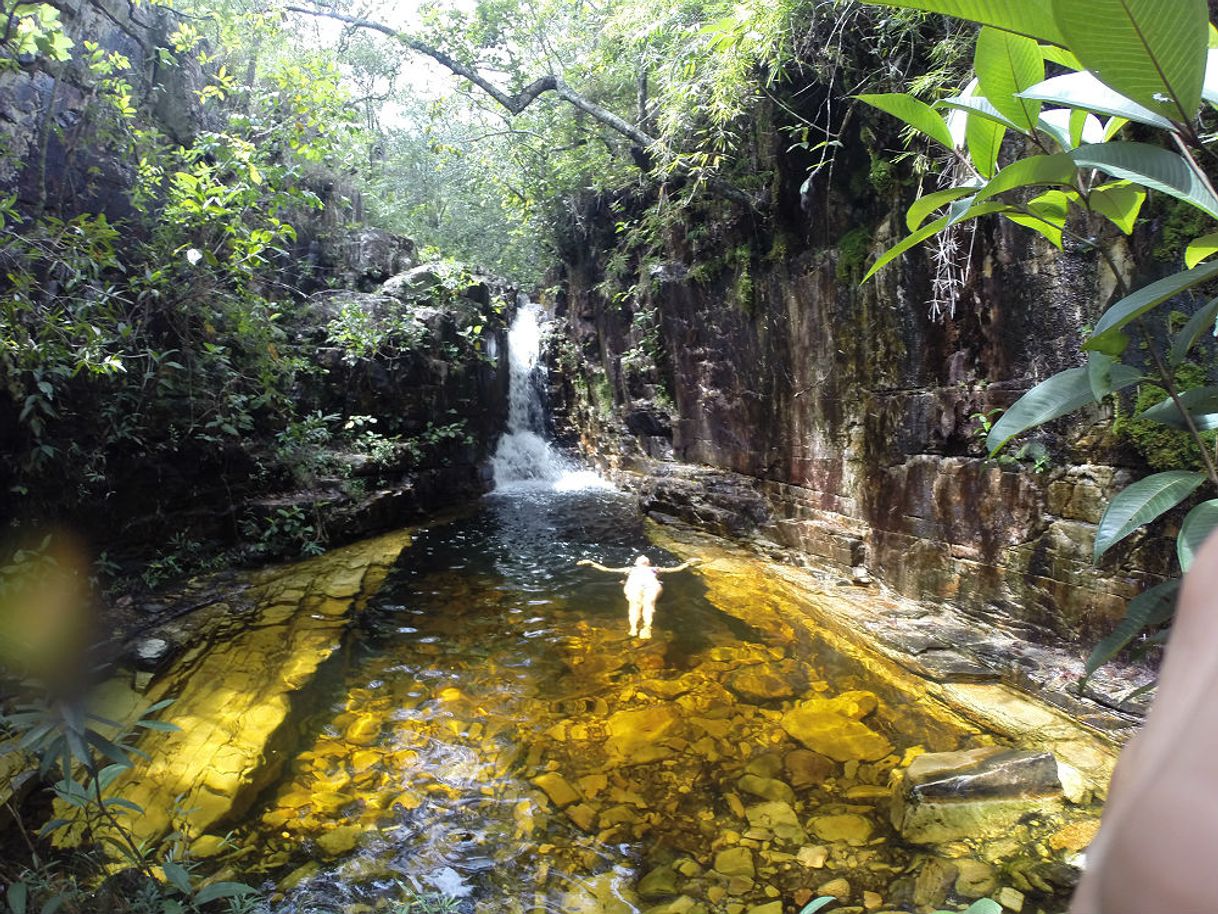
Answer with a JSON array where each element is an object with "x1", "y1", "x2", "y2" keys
[{"x1": 491, "y1": 299, "x2": 609, "y2": 492}]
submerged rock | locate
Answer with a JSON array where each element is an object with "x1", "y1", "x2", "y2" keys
[
  {"x1": 780, "y1": 699, "x2": 893, "y2": 762},
  {"x1": 604, "y1": 705, "x2": 683, "y2": 765},
  {"x1": 891, "y1": 746, "x2": 1064, "y2": 844}
]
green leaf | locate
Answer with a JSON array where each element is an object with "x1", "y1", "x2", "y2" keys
[
  {"x1": 798, "y1": 900, "x2": 837, "y2": 914},
  {"x1": 1087, "y1": 351, "x2": 1142, "y2": 401},
  {"x1": 1053, "y1": 0, "x2": 1208, "y2": 124},
  {"x1": 1088, "y1": 181, "x2": 1147, "y2": 234},
  {"x1": 863, "y1": 203, "x2": 1008, "y2": 281},
  {"x1": 1083, "y1": 579, "x2": 1178, "y2": 679},
  {"x1": 962, "y1": 902, "x2": 1004, "y2": 914},
  {"x1": 864, "y1": 215, "x2": 950, "y2": 282},
  {"x1": 1169, "y1": 296, "x2": 1218, "y2": 365},
  {"x1": 1018, "y1": 72, "x2": 1175, "y2": 129},
  {"x1": 1140, "y1": 386, "x2": 1218, "y2": 430},
  {"x1": 7, "y1": 882, "x2": 28, "y2": 914},
  {"x1": 1004, "y1": 189, "x2": 1070, "y2": 248},
  {"x1": 966, "y1": 116, "x2": 1006, "y2": 178},
  {"x1": 975, "y1": 27, "x2": 1045, "y2": 129},
  {"x1": 907, "y1": 185, "x2": 980, "y2": 230},
  {"x1": 1185, "y1": 231, "x2": 1218, "y2": 268},
  {"x1": 192, "y1": 882, "x2": 257, "y2": 904},
  {"x1": 39, "y1": 895, "x2": 65, "y2": 914},
  {"x1": 1071, "y1": 143, "x2": 1218, "y2": 220},
  {"x1": 938, "y1": 94, "x2": 1024, "y2": 130},
  {"x1": 855, "y1": 93, "x2": 955, "y2": 148},
  {"x1": 1178, "y1": 500, "x2": 1218, "y2": 570},
  {"x1": 973, "y1": 153, "x2": 1078, "y2": 204},
  {"x1": 1086, "y1": 261, "x2": 1218, "y2": 351},
  {"x1": 844, "y1": 0, "x2": 1066, "y2": 43},
  {"x1": 161, "y1": 860, "x2": 193, "y2": 896},
  {"x1": 987, "y1": 368, "x2": 1092, "y2": 453},
  {"x1": 1094, "y1": 470, "x2": 1206, "y2": 561},
  {"x1": 1041, "y1": 44, "x2": 1082, "y2": 69}
]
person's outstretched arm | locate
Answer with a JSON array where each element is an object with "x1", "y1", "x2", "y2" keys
[
  {"x1": 576, "y1": 559, "x2": 632, "y2": 573},
  {"x1": 655, "y1": 559, "x2": 698, "y2": 574}
]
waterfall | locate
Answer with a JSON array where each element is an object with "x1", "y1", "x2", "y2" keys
[{"x1": 491, "y1": 299, "x2": 609, "y2": 492}]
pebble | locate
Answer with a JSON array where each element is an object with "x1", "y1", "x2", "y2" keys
[{"x1": 816, "y1": 876, "x2": 851, "y2": 900}]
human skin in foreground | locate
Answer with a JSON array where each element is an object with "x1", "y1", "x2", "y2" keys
[
  {"x1": 576, "y1": 555, "x2": 696, "y2": 639},
  {"x1": 1069, "y1": 531, "x2": 1218, "y2": 913}
]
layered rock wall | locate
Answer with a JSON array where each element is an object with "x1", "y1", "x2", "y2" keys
[{"x1": 552, "y1": 143, "x2": 1172, "y2": 643}]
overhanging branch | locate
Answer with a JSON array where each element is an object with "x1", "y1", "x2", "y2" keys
[{"x1": 282, "y1": 3, "x2": 758, "y2": 209}]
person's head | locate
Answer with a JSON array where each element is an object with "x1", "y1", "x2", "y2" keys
[{"x1": 634, "y1": 555, "x2": 651, "y2": 567}]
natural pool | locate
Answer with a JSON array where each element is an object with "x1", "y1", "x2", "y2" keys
[{"x1": 88, "y1": 484, "x2": 1105, "y2": 914}]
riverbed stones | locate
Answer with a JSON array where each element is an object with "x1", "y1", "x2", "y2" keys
[
  {"x1": 785, "y1": 749, "x2": 836, "y2": 787},
  {"x1": 744, "y1": 801, "x2": 807, "y2": 843},
  {"x1": 780, "y1": 698, "x2": 893, "y2": 763},
  {"x1": 891, "y1": 746, "x2": 1064, "y2": 844},
  {"x1": 797, "y1": 845, "x2": 829, "y2": 868},
  {"x1": 817, "y1": 877, "x2": 851, "y2": 900},
  {"x1": 533, "y1": 772, "x2": 580, "y2": 807},
  {"x1": 954, "y1": 859, "x2": 999, "y2": 898},
  {"x1": 639, "y1": 864, "x2": 680, "y2": 899},
  {"x1": 737, "y1": 774, "x2": 796, "y2": 805},
  {"x1": 744, "y1": 903, "x2": 783, "y2": 914},
  {"x1": 725, "y1": 662, "x2": 805, "y2": 702},
  {"x1": 809, "y1": 813, "x2": 874, "y2": 846},
  {"x1": 604, "y1": 705, "x2": 683, "y2": 764},
  {"x1": 714, "y1": 847, "x2": 755, "y2": 879}
]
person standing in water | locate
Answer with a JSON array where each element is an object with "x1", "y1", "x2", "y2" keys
[{"x1": 576, "y1": 555, "x2": 697, "y2": 639}]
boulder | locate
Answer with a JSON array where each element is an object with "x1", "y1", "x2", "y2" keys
[
  {"x1": 891, "y1": 746, "x2": 1064, "y2": 844},
  {"x1": 780, "y1": 703, "x2": 893, "y2": 762},
  {"x1": 604, "y1": 705, "x2": 683, "y2": 765},
  {"x1": 713, "y1": 847, "x2": 755, "y2": 879},
  {"x1": 725, "y1": 661, "x2": 806, "y2": 703}
]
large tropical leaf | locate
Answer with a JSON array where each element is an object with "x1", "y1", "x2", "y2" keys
[
  {"x1": 972, "y1": 153, "x2": 1077, "y2": 203},
  {"x1": 1087, "y1": 182, "x2": 1146, "y2": 234},
  {"x1": 855, "y1": 94, "x2": 955, "y2": 148},
  {"x1": 938, "y1": 94, "x2": 1024, "y2": 130},
  {"x1": 1083, "y1": 579, "x2": 1179, "y2": 679},
  {"x1": 966, "y1": 115, "x2": 1006, "y2": 178},
  {"x1": 975, "y1": 26, "x2": 1044, "y2": 129},
  {"x1": 1139, "y1": 386, "x2": 1218, "y2": 430},
  {"x1": 907, "y1": 185, "x2": 980, "y2": 230},
  {"x1": 1169, "y1": 296, "x2": 1218, "y2": 365},
  {"x1": 986, "y1": 364, "x2": 1139, "y2": 453},
  {"x1": 1018, "y1": 72, "x2": 1175, "y2": 130},
  {"x1": 1004, "y1": 189, "x2": 1070, "y2": 248},
  {"x1": 863, "y1": 203, "x2": 1007, "y2": 281},
  {"x1": 1085, "y1": 260, "x2": 1218, "y2": 352},
  {"x1": 1178, "y1": 500, "x2": 1218, "y2": 571},
  {"x1": 1053, "y1": 0, "x2": 1208, "y2": 124},
  {"x1": 1087, "y1": 351, "x2": 1143, "y2": 401},
  {"x1": 854, "y1": 1, "x2": 1066, "y2": 44},
  {"x1": 1185, "y1": 231, "x2": 1218, "y2": 268},
  {"x1": 1094, "y1": 470, "x2": 1206, "y2": 561}
]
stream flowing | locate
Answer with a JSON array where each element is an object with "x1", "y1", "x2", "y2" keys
[{"x1": 89, "y1": 304, "x2": 1093, "y2": 914}]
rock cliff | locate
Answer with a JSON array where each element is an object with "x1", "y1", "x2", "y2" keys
[{"x1": 550, "y1": 118, "x2": 1173, "y2": 644}]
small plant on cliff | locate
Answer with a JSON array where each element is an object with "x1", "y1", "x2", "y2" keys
[{"x1": 856, "y1": 0, "x2": 1218, "y2": 680}]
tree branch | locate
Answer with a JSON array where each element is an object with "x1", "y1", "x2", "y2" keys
[{"x1": 282, "y1": 3, "x2": 758, "y2": 209}]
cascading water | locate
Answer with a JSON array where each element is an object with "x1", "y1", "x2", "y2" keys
[{"x1": 491, "y1": 298, "x2": 609, "y2": 491}]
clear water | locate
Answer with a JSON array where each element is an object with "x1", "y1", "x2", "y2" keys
[{"x1": 218, "y1": 488, "x2": 1020, "y2": 914}]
